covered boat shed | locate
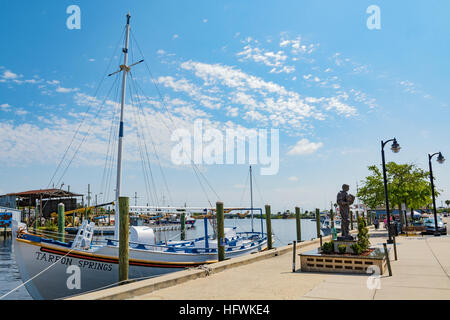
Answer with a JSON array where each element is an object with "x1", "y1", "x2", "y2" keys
[{"x1": 3, "y1": 188, "x2": 83, "y2": 223}]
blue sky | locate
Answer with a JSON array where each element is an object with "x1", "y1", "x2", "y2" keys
[{"x1": 1, "y1": 0, "x2": 449, "y2": 212}]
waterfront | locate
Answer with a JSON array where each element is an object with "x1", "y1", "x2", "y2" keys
[{"x1": 0, "y1": 218, "x2": 319, "y2": 300}]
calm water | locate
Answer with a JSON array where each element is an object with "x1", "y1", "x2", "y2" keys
[
  {"x1": 0, "y1": 218, "x2": 319, "y2": 300},
  {"x1": 0, "y1": 237, "x2": 32, "y2": 300}
]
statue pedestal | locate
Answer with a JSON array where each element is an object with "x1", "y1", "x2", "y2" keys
[{"x1": 334, "y1": 239, "x2": 357, "y2": 254}]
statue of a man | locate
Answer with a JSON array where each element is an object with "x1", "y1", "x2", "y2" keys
[{"x1": 337, "y1": 184, "x2": 355, "y2": 240}]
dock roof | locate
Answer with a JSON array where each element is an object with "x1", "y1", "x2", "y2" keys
[{"x1": 5, "y1": 188, "x2": 82, "y2": 200}]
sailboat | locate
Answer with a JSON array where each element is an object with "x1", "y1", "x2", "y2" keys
[{"x1": 10, "y1": 14, "x2": 267, "y2": 300}]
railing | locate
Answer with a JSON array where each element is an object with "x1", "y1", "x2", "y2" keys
[{"x1": 103, "y1": 232, "x2": 267, "y2": 254}]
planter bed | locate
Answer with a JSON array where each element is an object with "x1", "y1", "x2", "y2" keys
[{"x1": 299, "y1": 247, "x2": 389, "y2": 275}]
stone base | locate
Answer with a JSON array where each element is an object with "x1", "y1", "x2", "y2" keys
[{"x1": 334, "y1": 240, "x2": 357, "y2": 254}]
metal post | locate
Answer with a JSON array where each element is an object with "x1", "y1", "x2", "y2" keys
[
  {"x1": 428, "y1": 154, "x2": 440, "y2": 236},
  {"x1": 87, "y1": 184, "x2": 91, "y2": 208},
  {"x1": 295, "y1": 207, "x2": 301, "y2": 242},
  {"x1": 393, "y1": 236, "x2": 398, "y2": 261},
  {"x1": 315, "y1": 208, "x2": 320, "y2": 239},
  {"x1": 57, "y1": 203, "x2": 65, "y2": 243},
  {"x1": 216, "y1": 202, "x2": 225, "y2": 261},
  {"x1": 292, "y1": 240, "x2": 297, "y2": 272},
  {"x1": 119, "y1": 196, "x2": 129, "y2": 283},
  {"x1": 250, "y1": 166, "x2": 254, "y2": 232},
  {"x1": 382, "y1": 141, "x2": 393, "y2": 243},
  {"x1": 265, "y1": 205, "x2": 273, "y2": 250}
]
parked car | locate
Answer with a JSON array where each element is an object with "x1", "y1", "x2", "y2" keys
[{"x1": 422, "y1": 217, "x2": 447, "y2": 235}]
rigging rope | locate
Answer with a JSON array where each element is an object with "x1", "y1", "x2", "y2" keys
[
  {"x1": 129, "y1": 29, "x2": 221, "y2": 205},
  {"x1": 47, "y1": 26, "x2": 126, "y2": 190}
]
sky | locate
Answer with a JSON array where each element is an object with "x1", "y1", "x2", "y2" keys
[{"x1": 1, "y1": 0, "x2": 449, "y2": 213}]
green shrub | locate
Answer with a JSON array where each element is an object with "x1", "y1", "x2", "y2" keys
[
  {"x1": 338, "y1": 244, "x2": 347, "y2": 254},
  {"x1": 321, "y1": 241, "x2": 334, "y2": 254},
  {"x1": 351, "y1": 243, "x2": 363, "y2": 255},
  {"x1": 356, "y1": 216, "x2": 370, "y2": 252}
]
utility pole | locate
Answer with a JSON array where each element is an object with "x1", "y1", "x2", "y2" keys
[{"x1": 250, "y1": 166, "x2": 254, "y2": 232}]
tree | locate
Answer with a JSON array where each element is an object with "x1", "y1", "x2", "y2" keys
[
  {"x1": 357, "y1": 162, "x2": 438, "y2": 224},
  {"x1": 445, "y1": 200, "x2": 450, "y2": 208}
]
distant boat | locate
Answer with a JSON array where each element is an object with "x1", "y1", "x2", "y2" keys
[{"x1": 320, "y1": 218, "x2": 341, "y2": 236}]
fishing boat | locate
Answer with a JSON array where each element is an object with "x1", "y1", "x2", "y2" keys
[{"x1": 10, "y1": 14, "x2": 267, "y2": 300}]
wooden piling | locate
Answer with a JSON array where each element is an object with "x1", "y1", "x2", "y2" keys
[
  {"x1": 180, "y1": 212, "x2": 186, "y2": 241},
  {"x1": 383, "y1": 243, "x2": 393, "y2": 276},
  {"x1": 57, "y1": 203, "x2": 65, "y2": 243},
  {"x1": 330, "y1": 208, "x2": 335, "y2": 229},
  {"x1": 119, "y1": 197, "x2": 129, "y2": 283},
  {"x1": 295, "y1": 207, "x2": 301, "y2": 242},
  {"x1": 350, "y1": 210, "x2": 354, "y2": 230},
  {"x1": 315, "y1": 208, "x2": 320, "y2": 239},
  {"x1": 216, "y1": 202, "x2": 225, "y2": 261},
  {"x1": 265, "y1": 205, "x2": 273, "y2": 250}
]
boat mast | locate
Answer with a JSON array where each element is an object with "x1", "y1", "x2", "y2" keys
[
  {"x1": 114, "y1": 13, "x2": 131, "y2": 239},
  {"x1": 250, "y1": 165, "x2": 254, "y2": 232}
]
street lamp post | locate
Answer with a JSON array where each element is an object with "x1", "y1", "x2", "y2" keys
[
  {"x1": 381, "y1": 138, "x2": 401, "y2": 244},
  {"x1": 428, "y1": 152, "x2": 445, "y2": 237}
]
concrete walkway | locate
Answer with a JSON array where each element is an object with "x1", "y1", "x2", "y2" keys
[
  {"x1": 70, "y1": 220, "x2": 450, "y2": 300},
  {"x1": 128, "y1": 231, "x2": 449, "y2": 300}
]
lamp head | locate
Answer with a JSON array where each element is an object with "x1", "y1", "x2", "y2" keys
[
  {"x1": 391, "y1": 139, "x2": 401, "y2": 153},
  {"x1": 437, "y1": 152, "x2": 445, "y2": 164}
]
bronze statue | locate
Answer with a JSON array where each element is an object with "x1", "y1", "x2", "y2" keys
[{"x1": 337, "y1": 184, "x2": 355, "y2": 240}]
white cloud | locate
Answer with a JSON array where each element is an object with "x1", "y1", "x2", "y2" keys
[
  {"x1": 157, "y1": 75, "x2": 222, "y2": 109},
  {"x1": 56, "y1": 86, "x2": 80, "y2": 93},
  {"x1": 226, "y1": 106, "x2": 239, "y2": 117},
  {"x1": 47, "y1": 80, "x2": 60, "y2": 85},
  {"x1": 0, "y1": 103, "x2": 11, "y2": 111},
  {"x1": 324, "y1": 96, "x2": 357, "y2": 117},
  {"x1": 287, "y1": 139, "x2": 323, "y2": 155},
  {"x1": 15, "y1": 109, "x2": 28, "y2": 116},
  {"x1": 237, "y1": 42, "x2": 294, "y2": 74},
  {"x1": 2, "y1": 70, "x2": 18, "y2": 79}
]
